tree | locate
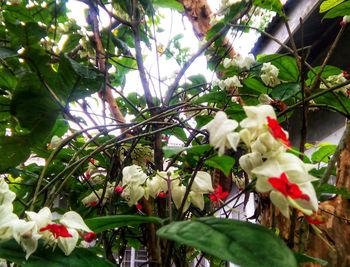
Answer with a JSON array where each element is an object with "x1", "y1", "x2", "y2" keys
[{"x1": 0, "y1": 0, "x2": 349, "y2": 266}]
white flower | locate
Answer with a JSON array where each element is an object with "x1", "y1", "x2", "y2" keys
[
  {"x1": 258, "y1": 94, "x2": 273, "y2": 105},
  {"x1": 240, "y1": 105, "x2": 276, "y2": 134},
  {"x1": 192, "y1": 171, "x2": 213, "y2": 193},
  {"x1": 250, "y1": 132, "x2": 286, "y2": 157},
  {"x1": 223, "y1": 76, "x2": 242, "y2": 89},
  {"x1": 26, "y1": 208, "x2": 93, "y2": 256},
  {"x1": 122, "y1": 165, "x2": 147, "y2": 186},
  {"x1": 203, "y1": 111, "x2": 240, "y2": 156},
  {"x1": 121, "y1": 185, "x2": 145, "y2": 206},
  {"x1": 260, "y1": 62, "x2": 280, "y2": 87},
  {"x1": 237, "y1": 53, "x2": 255, "y2": 69},
  {"x1": 223, "y1": 58, "x2": 232, "y2": 69},
  {"x1": 12, "y1": 220, "x2": 41, "y2": 259},
  {"x1": 239, "y1": 152, "x2": 263, "y2": 178},
  {"x1": 251, "y1": 155, "x2": 318, "y2": 218},
  {"x1": 48, "y1": 136, "x2": 62, "y2": 150},
  {"x1": 171, "y1": 184, "x2": 190, "y2": 212},
  {"x1": 145, "y1": 174, "x2": 168, "y2": 200},
  {"x1": 320, "y1": 73, "x2": 348, "y2": 95}
]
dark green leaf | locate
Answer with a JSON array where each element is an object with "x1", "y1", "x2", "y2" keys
[
  {"x1": 0, "y1": 47, "x2": 17, "y2": 59},
  {"x1": 324, "y1": 1, "x2": 350, "y2": 18},
  {"x1": 157, "y1": 217, "x2": 297, "y2": 267},
  {"x1": 193, "y1": 90, "x2": 228, "y2": 105},
  {"x1": 0, "y1": 136, "x2": 31, "y2": 173},
  {"x1": 243, "y1": 77, "x2": 270, "y2": 94},
  {"x1": 271, "y1": 83, "x2": 300, "y2": 101},
  {"x1": 311, "y1": 145, "x2": 336, "y2": 163},
  {"x1": 86, "y1": 215, "x2": 162, "y2": 233},
  {"x1": 0, "y1": 240, "x2": 114, "y2": 267},
  {"x1": 205, "y1": 155, "x2": 235, "y2": 176}
]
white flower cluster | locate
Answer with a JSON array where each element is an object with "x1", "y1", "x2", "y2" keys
[
  {"x1": 0, "y1": 179, "x2": 94, "y2": 259},
  {"x1": 222, "y1": 53, "x2": 255, "y2": 70},
  {"x1": 119, "y1": 166, "x2": 213, "y2": 212},
  {"x1": 320, "y1": 73, "x2": 348, "y2": 95},
  {"x1": 202, "y1": 105, "x2": 318, "y2": 218},
  {"x1": 260, "y1": 62, "x2": 280, "y2": 87},
  {"x1": 213, "y1": 75, "x2": 243, "y2": 90}
]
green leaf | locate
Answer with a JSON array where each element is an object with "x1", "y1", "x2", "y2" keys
[
  {"x1": 258, "y1": 55, "x2": 299, "y2": 82},
  {"x1": 0, "y1": 240, "x2": 114, "y2": 267},
  {"x1": 324, "y1": 1, "x2": 350, "y2": 18},
  {"x1": 55, "y1": 55, "x2": 104, "y2": 102},
  {"x1": 317, "y1": 183, "x2": 350, "y2": 199},
  {"x1": 157, "y1": 217, "x2": 297, "y2": 267},
  {"x1": 320, "y1": 0, "x2": 345, "y2": 13},
  {"x1": 311, "y1": 145, "x2": 336, "y2": 163},
  {"x1": 243, "y1": 77, "x2": 270, "y2": 94},
  {"x1": 152, "y1": 0, "x2": 184, "y2": 12},
  {"x1": 271, "y1": 83, "x2": 300, "y2": 101},
  {"x1": 205, "y1": 155, "x2": 235, "y2": 176},
  {"x1": 294, "y1": 253, "x2": 327, "y2": 265},
  {"x1": 86, "y1": 215, "x2": 162, "y2": 233},
  {"x1": 0, "y1": 47, "x2": 17, "y2": 59},
  {"x1": 306, "y1": 65, "x2": 342, "y2": 86},
  {"x1": 0, "y1": 136, "x2": 31, "y2": 173},
  {"x1": 193, "y1": 90, "x2": 228, "y2": 106},
  {"x1": 163, "y1": 145, "x2": 211, "y2": 158},
  {"x1": 253, "y1": 0, "x2": 285, "y2": 17}
]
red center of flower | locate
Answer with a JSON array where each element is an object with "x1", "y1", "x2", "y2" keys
[
  {"x1": 83, "y1": 232, "x2": 97, "y2": 242},
  {"x1": 114, "y1": 186, "x2": 124, "y2": 194},
  {"x1": 268, "y1": 173, "x2": 310, "y2": 201},
  {"x1": 40, "y1": 224, "x2": 72, "y2": 239},
  {"x1": 267, "y1": 116, "x2": 291, "y2": 147},
  {"x1": 305, "y1": 214, "x2": 324, "y2": 225},
  {"x1": 209, "y1": 185, "x2": 229, "y2": 203},
  {"x1": 136, "y1": 203, "x2": 142, "y2": 210},
  {"x1": 157, "y1": 191, "x2": 167, "y2": 198}
]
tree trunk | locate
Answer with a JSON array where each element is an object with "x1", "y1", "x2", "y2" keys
[{"x1": 303, "y1": 133, "x2": 350, "y2": 267}]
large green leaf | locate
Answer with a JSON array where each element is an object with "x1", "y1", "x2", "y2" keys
[
  {"x1": 306, "y1": 65, "x2": 342, "y2": 86},
  {"x1": 271, "y1": 83, "x2": 300, "y2": 101},
  {"x1": 152, "y1": 0, "x2": 184, "y2": 12},
  {"x1": 258, "y1": 55, "x2": 299, "y2": 82},
  {"x1": 55, "y1": 55, "x2": 104, "y2": 102},
  {"x1": 320, "y1": 0, "x2": 345, "y2": 13},
  {"x1": 86, "y1": 215, "x2": 162, "y2": 233},
  {"x1": 0, "y1": 136, "x2": 31, "y2": 173},
  {"x1": 157, "y1": 217, "x2": 297, "y2": 267},
  {"x1": 324, "y1": 1, "x2": 350, "y2": 18},
  {"x1": 243, "y1": 77, "x2": 270, "y2": 94},
  {"x1": 205, "y1": 155, "x2": 235, "y2": 176},
  {"x1": 311, "y1": 145, "x2": 337, "y2": 163},
  {"x1": 0, "y1": 240, "x2": 114, "y2": 267}
]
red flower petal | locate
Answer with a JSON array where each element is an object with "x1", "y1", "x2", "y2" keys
[
  {"x1": 40, "y1": 224, "x2": 72, "y2": 239},
  {"x1": 157, "y1": 192, "x2": 167, "y2": 198},
  {"x1": 268, "y1": 173, "x2": 310, "y2": 201},
  {"x1": 267, "y1": 116, "x2": 291, "y2": 147},
  {"x1": 209, "y1": 185, "x2": 229, "y2": 203}
]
